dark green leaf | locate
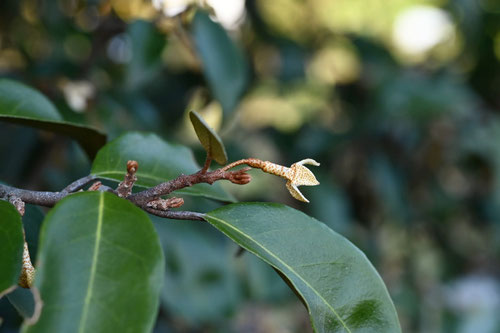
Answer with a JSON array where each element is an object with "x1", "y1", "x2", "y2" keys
[
  {"x1": 125, "y1": 20, "x2": 166, "y2": 90},
  {"x1": 152, "y1": 217, "x2": 238, "y2": 322},
  {"x1": 0, "y1": 200, "x2": 24, "y2": 296},
  {"x1": 0, "y1": 79, "x2": 106, "y2": 159},
  {"x1": 91, "y1": 132, "x2": 235, "y2": 202},
  {"x1": 23, "y1": 204, "x2": 44, "y2": 263},
  {"x1": 192, "y1": 11, "x2": 248, "y2": 118},
  {"x1": 22, "y1": 191, "x2": 164, "y2": 333},
  {"x1": 7, "y1": 287, "x2": 35, "y2": 318},
  {"x1": 189, "y1": 110, "x2": 227, "y2": 165},
  {"x1": 205, "y1": 203, "x2": 401, "y2": 333}
]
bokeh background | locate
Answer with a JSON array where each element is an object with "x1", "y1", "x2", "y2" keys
[{"x1": 1, "y1": 0, "x2": 500, "y2": 332}]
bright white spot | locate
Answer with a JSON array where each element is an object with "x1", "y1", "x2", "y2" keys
[
  {"x1": 151, "y1": 0, "x2": 245, "y2": 28},
  {"x1": 393, "y1": 6, "x2": 454, "y2": 55},
  {"x1": 152, "y1": 0, "x2": 192, "y2": 17},
  {"x1": 206, "y1": 0, "x2": 246, "y2": 30},
  {"x1": 61, "y1": 81, "x2": 95, "y2": 112}
]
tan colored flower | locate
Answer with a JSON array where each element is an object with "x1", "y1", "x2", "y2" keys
[
  {"x1": 285, "y1": 159, "x2": 320, "y2": 203},
  {"x1": 222, "y1": 158, "x2": 320, "y2": 203}
]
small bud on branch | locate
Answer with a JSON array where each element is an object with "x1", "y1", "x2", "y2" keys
[
  {"x1": 117, "y1": 160, "x2": 139, "y2": 198},
  {"x1": 147, "y1": 197, "x2": 184, "y2": 210},
  {"x1": 88, "y1": 181, "x2": 102, "y2": 191}
]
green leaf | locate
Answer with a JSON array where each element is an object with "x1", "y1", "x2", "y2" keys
[
  {"x1": 0, "y1": 200, "x2": 24, "y2": 297},
  {"x1": 7, "y1": 288, "x2": 35, "y2": 318},
  {"x1": 152, "y1": 217, "x2": 239, "y2": 323},
  {"x1": 91, "y1": 132, "x2": 235, "y2": 202},
  {"x1": 189, "y1": 110, "x2": 227, "y2": 165},
  {"x1": 0, "y1": 79, "x2": 106, "y2": 159},
  {"x1": 192, "y1": 10, "x2": 248, "y2": 118},
  {"x1": 22, "y1": 191, "x2": 164, "y2": 333},
  {"x1": 205, "y1": 203, "x2": 401, "y2": 333},
  {"x1": 125, "y1": 20, "x2": 166, "y2": 90}
]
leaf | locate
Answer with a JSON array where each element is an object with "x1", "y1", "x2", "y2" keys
[
  {"x1": 192, "y1": 10, "x2": 248, "y2": 118},
  {"x1": 0, "y1": 79, "x2": 106, "y2": 159},
  {"x1": 7, "y1": 287, "x2": 35, "y2": 318},
  {"x1": 125, "y1": 20, "x2": 166, "y2": 90},
  {"x1": 205, "y1": 203, "x2": 401, "y2": 333},
  {"x1": 23, "y1": 204, "x2": 45, "y2": 263},
  {"x1": 22, "y1": 191, "x2": 164, "y2": 333},
  {"x1": 152, "y1": 217, "x2": 238, "y2": 323},
  {"x1": 91, "y1": 132, "x2": 235, "y2": 202},
  {"x1": 0, "y1": 200, "x2": 24, "y2": 297},
  {"x1": 189, "y1": 110, "x2": 227, "y2": 165}
]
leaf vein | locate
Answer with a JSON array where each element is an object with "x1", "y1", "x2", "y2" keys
[{"x1": 78, "y1": 193, "x2": 104, "y2": 333}]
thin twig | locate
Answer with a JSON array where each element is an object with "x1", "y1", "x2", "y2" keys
[
  {"x1": 200, "y1": 156, "x2": 212, "y2": 174},
  {"x1": 144, "y1": 207, "x2": 205, "y2": 221},
  {"x1": 0, "y1": 163, "x2": 251, "y2": 222},
  {"x1": 0, "y1": 186, "x2": 65, "y2": 207},
  {"x1": 129, "y1": 167, "x2": 250, "y2": 207},
  {"x1": 62, "y1": 174, "x2": 98, "y2": 193},
  {"x1": 116, "y1": 160, "x2": 138, "y2": 198}
]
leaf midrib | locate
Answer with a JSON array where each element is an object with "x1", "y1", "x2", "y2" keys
[
  {"x1": 205, "y1": 214, "x2": 352, "y2": 333},
  {"x1": 78, "y1": 192, "x2": 104, "y2": 333}
]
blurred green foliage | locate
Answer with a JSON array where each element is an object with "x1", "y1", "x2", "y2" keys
[{"x1": 1, "y1": 0, "x2": 500, "y2": 332}]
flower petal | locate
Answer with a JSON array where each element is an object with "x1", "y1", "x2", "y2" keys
[
  {"x1": 290, "y1": 164, "x2": 320, "y2": 186},
  {"x1": 296, "y1": 158, "x2": 320, "y2": 167},
  {"x1": 286, "y1": 181, "x2": 309, "y2": 203}
]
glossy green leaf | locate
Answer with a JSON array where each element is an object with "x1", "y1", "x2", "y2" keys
[
  {"x1": 91, "y1": 132, "x2": 235, "y2": 202},
  {"x1": 0, "y1": 79, "x2": 106, "y2": 159},
  {"x1": 192, "y1": 11, "x2": 248, "y2": 118},
  {"x1": 0, "y1": 200, "x2": 24, "y2": 297},
  {"x1": 189, "y1": 110, "x2": 227, "y2": 165},
  {"x1": 22, "y1": 192, "x2": 164, "y2": 333},
  {"x1": 205, "y1": 203, "x2": 401, "y2": 333}
]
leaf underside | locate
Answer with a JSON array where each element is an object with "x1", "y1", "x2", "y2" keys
[
  {"x1": 0, "y1": 79, "x2": 106, "y2": 159},
  {"x1": 189, "y1": 110, "x2": 228, "y2": 165}
]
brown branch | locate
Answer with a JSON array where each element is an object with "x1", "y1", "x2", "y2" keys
[
  {"x1": 200, "y1": 156, "x2": 212, "y2": 174},
  {"x1": 116, "y1": 160, "x2": 138, "y2": 198},
  {"x1": 144, "y1": 207, "x2": 205, "y2": 221},
  {"x1": 0, "y1": 162, "x2": 252, "y2": 222},
  {"x1": 147, "y1": 197, "x2": 184, "y2": 210},
  {"x1": 129, "y1": 167, "x2": 251, "y2": 207}
]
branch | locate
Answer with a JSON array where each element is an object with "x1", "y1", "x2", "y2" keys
[
  {"x1": 0, "y1": 174, "x2": 98, "y2": 207},
  {"x1": 0, "y1": 185, "x2": 67, "y2": 207},
  {"x1": 0, "y1": 163, "x2": 251, "y2": 222},
  {"x1": 62, "y1": 174, "x2": 98, "y2": 193},
  {"x1": 116, "y1": 160, "x2": 138, "y2": 198},
  {"x1": 144, "y1": 207, "x2": 205, "y2": 221},
  {"x1": 128, "y1": 167, "x2": 251, "y2": 207}
]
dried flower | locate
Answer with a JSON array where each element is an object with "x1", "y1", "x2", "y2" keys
[{"x1": 222, "y1": 158, "x2": 320, "y2": 203}]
